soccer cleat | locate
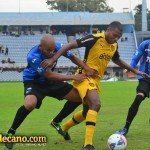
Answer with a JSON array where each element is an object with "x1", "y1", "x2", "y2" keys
[
  {"x1": 81, "y1": 145, "x2": 96, "y2": 150},
  {"x1": 116, "y1": 128, "x2": 128, "y2": 135},
  {"x1": 50, "y1": 120, "x2": 71, "y2": 141},
  {"x1": 4, "y1": 133, "x2": 14, "y2": 149}
]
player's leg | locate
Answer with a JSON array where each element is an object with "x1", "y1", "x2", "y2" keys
[
  {"x1": 82, "y1": 89, "x2": 100, "y2": 150},
  {"x1": 51, "y1": 101, "x2": 81, "y2": 137},
  {"x1": 51, "y1": 87, "x2": 85, "y2": 140},
  {"x1": 48, "y1": 82, "x2": 82, "y2": 136},
  {"x1": 116, "y1": 93, "x2": 145, "y2": 135},
  {"x1": 7, "y1": 95, "x2": 37, "y2": 135},
  {"x1": 5, "y1": 95, "x2": 37, "y2": 149},
  {"x1": 52, "y1": 101, "x2": 81, "y2": 123},
  {"x1": 116, "y1": 79, "x2": 149, "y2": 135},
  {"x1": 61, "y1": 103, "x2": 88, "y2": 131},
  {"x1": 5, "y1": 83, "x2": 45, "y2": 149}
]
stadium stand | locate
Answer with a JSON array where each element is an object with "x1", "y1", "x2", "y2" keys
[{"x1": 0, "y1": 12, "x2": 136, "y2": 81}]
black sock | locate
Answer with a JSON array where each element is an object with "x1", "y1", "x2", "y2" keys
[
  {"x1": 124, "y1": 95, "x2": 144, "y2": 130},
  {"x1": 8, "y1": 105, "x2": 31, "y2": 134},
  {"x1": 53, "y1": 101, "x2": 81, "y2": 123}
]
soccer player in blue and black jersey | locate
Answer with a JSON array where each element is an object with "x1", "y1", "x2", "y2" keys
[
  {"x1": 116, "y1": 40, "x2": 150, "y2": 135},
  {"x1": 5, "y1": 34, "x2": 98, "y2": 149}
]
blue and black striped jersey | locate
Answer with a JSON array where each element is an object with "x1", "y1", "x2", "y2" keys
[{"x1": 130, "y1": 40, "x2": 150, "y2": 79}]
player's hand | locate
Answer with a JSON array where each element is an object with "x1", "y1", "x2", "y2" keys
[
  {"x1": 135, "y1": 70, "x2": 149, "y2": 78},
  {"x1": 72, "y1": 74, "x2": 87, "y2": 81},
  {"x1": 41, "y1": 58, "x2": 55, "y2": 69},
  {"x1": 85, "y1": 67, "x2": 100, "y2": 78},
  {"x1": 123, "y1": 69, "x2": 130, "y2": 75}
]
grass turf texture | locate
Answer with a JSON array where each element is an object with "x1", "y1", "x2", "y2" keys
[{"x1": 0, "y1": 81, "x2": 149, "y2": 150}]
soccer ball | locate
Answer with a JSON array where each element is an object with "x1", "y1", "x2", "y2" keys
[{"x1": 107, "y1": 134, "x2": 127, "y2": 150}]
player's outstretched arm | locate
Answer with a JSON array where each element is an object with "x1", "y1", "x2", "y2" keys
[{"x1": 112, "y1": 58, "x2": 149, "y2": 78}]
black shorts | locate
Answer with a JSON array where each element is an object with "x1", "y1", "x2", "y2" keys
[
  {"x1": 24, "y1": 81, "x2": 73, "y2": 109},
  {"x1": 136, "y1": 78, "x2": 150, "y2": 98}
]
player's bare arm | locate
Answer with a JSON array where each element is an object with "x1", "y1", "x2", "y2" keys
[
  {"x1": 44, "y1": 69, "x2": 87, "y2": 81},
  {"x1": 112, "y1": 58, "x2": 149, "y2": 78},
  {"x1": 70, "y1": 55, "x2": 99, "y2": 78},
  {"x1": 41, "y1": 41, "x2": 99, "y2": 78},
  {"x1": 41, "y1": 40, "x2": 78, "y2": 69}
]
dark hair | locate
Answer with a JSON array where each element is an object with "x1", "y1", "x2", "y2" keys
[{"x1": 108, "y1": 21, "x2": 123, "y2": 32}]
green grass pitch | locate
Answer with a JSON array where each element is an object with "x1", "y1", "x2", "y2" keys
[{"x1": 0, "y1": 81, "x2": 149, "y2": 150}]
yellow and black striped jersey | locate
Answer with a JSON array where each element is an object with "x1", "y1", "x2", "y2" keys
[{"x1": 76, "y1": 32, "x2": 119, "y2": 78}]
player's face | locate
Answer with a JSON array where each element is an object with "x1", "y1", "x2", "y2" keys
[
  {"x1": 106, "y1": 27, "x2": 122, "y2": 44},
  {"x1": 40, "y1": 42, "x2": 55, "y2": 57}
]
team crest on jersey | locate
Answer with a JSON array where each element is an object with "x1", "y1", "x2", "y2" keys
[{"x1": 89, "y1": 83, "x2": 95, "y2": 87}]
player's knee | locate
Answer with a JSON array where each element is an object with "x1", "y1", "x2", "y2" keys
[
  {"x1": 25, "y1": 96, "x2": 37, "y2": 111},
  {"x1": 90, "y1": 102, "x2": 101, "y2": 112},
  {"x1": 130, "y1": 94, "x2": 145, "y2": 110},
  {"x1": 136, "y1": 93, "x2": 145, "y2": 100},
  {"x1": 25, "y1": 103, "x2": 36, "y2": 111}
]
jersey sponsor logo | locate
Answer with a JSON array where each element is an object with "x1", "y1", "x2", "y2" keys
[
  {"x1": 32, "y1": 59, "x2": 36, "y2": 63},
  {"x1": 99, "y1": 53, "x2": 111, "y2": 61},
  {"x1": 26, "y1": 87, "x2": 32, "y2": 94},
  {"x1": 89, "y1": 83, "x2": 95, "y2": 87},
  {"x1": 81, "y1": 38, "x2": 94, "y2": 43}
]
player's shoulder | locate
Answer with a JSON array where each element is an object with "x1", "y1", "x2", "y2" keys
[
  {"x1": 140, "y1": 40, "x2": 150, "y2": 46},
  {"x1": 55, "y1": 41, "x2": 63, "y2": 50},
  {"x1": 92, "y1": 32, "x2": 104, "y2": 38},
  {"x1": 27, "y1": 45, "x2": 41, "y2": 61}
]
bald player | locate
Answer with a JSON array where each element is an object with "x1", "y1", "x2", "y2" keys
[{"x1": 5, "y1": 34, "x2": 97, "y2": 149}]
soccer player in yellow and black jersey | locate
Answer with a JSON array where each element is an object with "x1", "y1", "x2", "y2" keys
[{"x1": 41, "y1": 21, "x2": 148, "y2": 150}]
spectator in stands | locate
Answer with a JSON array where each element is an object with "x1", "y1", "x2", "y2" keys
[
  {"x1": 92, "y1": 28, "x2": 98, "y2": 34},
  {"x1": 121, "y1": 36, "x2": 128, "y2": 42},
  {"x1": 0, "y1": 45, "x2": 2, "y2": 53},
  {"x1": 1, "y1": 45, "x2": 6, "y2": 54},
  {"x1": 5, "y1": 34, "x2": 97, "y2": 149},
  {"x1": 121, "y1": 37, "x2": 124, "y2": 42},
  {"x1": 5, "y1": 46, "x2": 8, "y2": 55},
  {"x1": 1, "y1": 58, "x2": 15, "y2": 64},
  {"x1": 116, "y1": 39, "x2": 150, "y2": 136},
  {"x1": 125, "y1": 37, "x2": 128, "y2": 41},
  {"x1": 41, "y1": 21, "x2": 148, "y2": 150},
  {"x1": 58, "y1": 30, "x2": 63, "y2": 35},
  {"x1": 40, "y1": 27, "x2": 43, "y2": 34},
  {"x1": 1, "y1": 59, "x2": 6, "y2": 64},
  {"x1": 7, "y1": 58, "x2": 15, "y2": 64},
  {"x1": 30, "y1": 30, "x2": 35, "y2": 35}
]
